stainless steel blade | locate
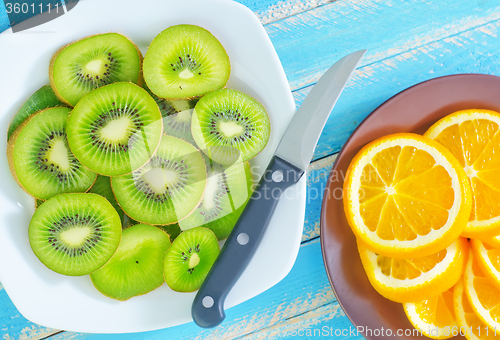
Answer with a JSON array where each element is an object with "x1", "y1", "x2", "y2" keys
[{"x1": 275, "y1": 49, "x2": 367, "y2": 171}]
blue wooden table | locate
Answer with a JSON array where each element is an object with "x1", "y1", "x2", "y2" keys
[{"x1": 2, "y1": 0, "x2": 500, "y2": 338}]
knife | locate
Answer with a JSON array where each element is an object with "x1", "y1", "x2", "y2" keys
[{"x1": 191, "y1": 49, "x2": 367, "y2": 328}]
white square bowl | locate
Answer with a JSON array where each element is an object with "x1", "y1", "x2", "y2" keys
[{"x1": 0, "y1": 0, "x2": 306, "y2": 333}]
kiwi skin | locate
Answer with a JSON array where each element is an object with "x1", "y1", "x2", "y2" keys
[
  {"x1": 66, "y1": 82, "x2": 163, "y2": 177},
  {"x1": 7, "y1": 110, "x2": 38, "y2": 192},
  {"x1": 7, "y1": 86, "x2": 66, "y2": 141},
  {"x1": 49, "y1": 33, "x2": 144, "y2": 106},
  {"x1": 143, "y1": 24, "x2": 231, "y2": 100},
  {"x1": 7, "y1": 108, "x2": 97, "y2": 199},
  {"x1": 29, "y1": 193, "x2": 122, "y2": 276},
  {"x1": 110, "y1": 135, "x2": 206, "y2": 225}
]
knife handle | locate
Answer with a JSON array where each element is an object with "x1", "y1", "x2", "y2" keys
[{"x1": 191, "y1": 156, "x2": 304, "y2": 328}]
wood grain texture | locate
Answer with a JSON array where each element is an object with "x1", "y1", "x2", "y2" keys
[
  {"x1": 47, "y1": 239, "x2": 350, "y2": 340},
  {"x1": 303, "y1": 154, "x2": 336, "y2": 242},
  {"x1": 1, "y1": 0, "x2": 500, "y2": 338},
  {"x1": 241, "y1": 303, "x2": 363, "y2": 339},
  {"x1": 0, "y1": 0, "x2": 330, "y2": 33},
  {"x1": 297, "y1": 12, "x2": 500, "y2": 160},
  {"x1": 267, "y1": 0, "x2": 500, "y2": 91}
]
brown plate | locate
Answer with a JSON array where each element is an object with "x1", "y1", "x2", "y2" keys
[{"x1": 320, "y1": 74, "x2": 500, "y2": 339}]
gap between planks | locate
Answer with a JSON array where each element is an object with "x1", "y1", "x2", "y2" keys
[{"x1": 24, "y1": 154, "x2": 339, "y2": 340}]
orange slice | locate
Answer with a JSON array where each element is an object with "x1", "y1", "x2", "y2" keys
[
  {"x1": 471, "y1": 239, "x2": 500, "y2": 290},
  {"x1": 358, "y1": 237, "x2": 468, "y2": 302},
  {"x1": 454, "y1": 279, "x2": 498, "y2": 340},
  {"x1": 404, "y1": 286, "x2": 458, "y2": 339},
  {"x1": 481, "y1": 235, "x2": 500, "y2": 249},
  {"x1": 344, "y1": 133, "x2": 472, "y2": 258},
  {"x1": 464, "y1": 249, "x2": 500, "y2": 333},
  {"x1": 425, "y1": 109, "x2": 500, "y2": 238}
]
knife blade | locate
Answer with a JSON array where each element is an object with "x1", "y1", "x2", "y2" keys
[{"x1": 191, "y1": 49, "x2": 367, "y2": 328}]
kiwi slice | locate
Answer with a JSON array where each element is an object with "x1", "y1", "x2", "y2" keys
[
  {"x1": 66, "y1": 82, "x2": 163, "y2": 177},
  {"x1": 8, "y1": 86, "x2": 65, "y2": 141},
  {"x1": 163, "y1": 227, "x2": 220, "y2": 292},
  {"x1": 90, "y1": 224, "x2": 170, "y2": 300},
  {"x1": 88, "y1": 175, "x2": 124, "y2": 223},
  {"x1": 178, "y1": 161, "x2": 253, "y2": 240},
  {"x1": 50, "y1": 33, "x2": 143, "y2": 106},
  {"x1": 35, "y1": 198, "x2": 44, "y2": 208},
  {"x1": 156, "y1": 224, "x2": 182, "y2": 241},
  {"x1": 191, "y1": 88, "x2": 271, "y2": 165},
  {"x1": 143, "y1": 24, "x2": 230, "y2": 99},
  {"x1": 111, "y1": 135, "x2": 206, "y2": 225},
  {"x1": 144, "y1": 85, "x2": 197, "y2": 144},
  {"x1": 8, "y1": 107, "x2": 97, "y2": 200},
  {"x1": 28, "y1": 193, "x2": 122, "y2": 276}
]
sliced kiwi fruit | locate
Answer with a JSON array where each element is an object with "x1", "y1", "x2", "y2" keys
[
  {"x1": 50, "y1": 33, "x2": 143, "y2": 106},
  {"x1": 144, "y1": 85, "x2": 197, "y2": 144},
  {"x1": 35, "y1": 198, "x2": 44, "y2": 208},
  {"x1": 8, "y1": 86, "x2": 66, "y2": 141},
  {"x1": 90, "y1": 224, "x2": 170, "y2": 301},
  {"x1": 66, "y1": 82, "x2": 163, "y2": 177},
  {"x1": 178, "y1": 160, "x2": 253, "y2": 240},
  {"x1": 156, "y1": 224, "x2": 182, "y2": 241},
  {"x1": 191, "y1": 88, "x2": 270, "y2": 165},
  {"x1": 143, "y1": 24, "x2": 230, "y2": 99},
  {"x1": 163, "y1": 227, "x2": 220, "y2": 292},
  {"x1": 88, "y1": 175, "x2": 124, "y2": 223},
  {"x1": 8, "y1": 107, "x2": 97, "y2": 200},
  {"x1": 28, "y1": 193, "x2": 122, "y2": 276},
  {"x1": 111, "y1": 135, "x2": 206, "y2": 225}
]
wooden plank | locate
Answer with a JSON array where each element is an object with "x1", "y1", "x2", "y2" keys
[
  {"x1": 0, "y1": 4, "x2": 7, "y2": 32},
  {"x1": 0, "y1": 285, "x2": 57, "y2": 339},
  {"x1": 255, "y1": 0, "x2": 336, "y2": 25},
  {"x1": 46, "y1": 238, "x2": 350, "y2": 340},
  {"x1": 267, "y1": 0, "x2": 500, "y2": 91},
  {"x1": 298, "y1": 15, "x2": 500, "y2": 160},
  {"x1": 241, "y1": 303, "x2": 363, "y2": 339},
  {"x1": 303, "y1": 154, "x2": 336, "y2": 242},
  {"x1": 0, "y1": 153, "x2": 337, "y2": 340},
  {"x1": 0, "y1": 0, "x2": 333, "y2": 33}
]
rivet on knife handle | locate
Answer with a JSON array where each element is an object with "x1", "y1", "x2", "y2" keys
[
  {"x1": 191, "y1": 156, "x2": 303, "y2": 328},
  {"x1": 191, "y1": 49, "x2": 367, "y2": 328}
]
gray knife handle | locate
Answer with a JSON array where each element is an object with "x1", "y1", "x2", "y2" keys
[{"x1": 192, "y1": 156, "x2": 304, "y2": 328}]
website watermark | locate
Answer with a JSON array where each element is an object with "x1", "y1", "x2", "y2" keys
[
  {"x1": 286, "y1": 325, "x2": 425, "y2": 337},
  {"x1": 286, "y1": 325, "x2": 500, "y2": 338}
]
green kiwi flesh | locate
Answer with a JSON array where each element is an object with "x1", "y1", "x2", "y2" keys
[
  {"x1": 178, "y1": 161, "x2": 253, "y2": 240},
  {"x1": 156, "y1": 224, "x2": 182, "y2": 241},
  {"x1": 90, "y1": 224, "x2": 170, "y2": 300},
  {"x1": 28, "y1": 193, "x2": 122, "y2": 276},
  {"x1": 50, "y1": 33, "x2": 142, "y2": 106},
  {"x1": 143, "y1": 25, "x2": 230, "y2": 99},
  {"x1": 163, "y1": 227, "x2": 220, "y2": 292},
  {"x1": 67, "y1": 82, "x2": 163, "y2": 177},
  {"x1": 144, "y1": 85, "x2": 197, "y2": 144},
  {"x1": 8, "y1": 86, "x2": 65, "y2": 141},
  {"x1": 191, "y1": 88, "x2": 270, "y2": 165},
  {"x1": 111, "y1": 135, "x2": 206, "y2": 225},
  {"x1": 35, "y1": 198, "x2": 44, "y2": 208},
  {"x1": 88, "y1": 175, "x2": 124, "y2": 224},
  {"x1": 10, "y1": 107, "x2": 97, "y2": 200}
]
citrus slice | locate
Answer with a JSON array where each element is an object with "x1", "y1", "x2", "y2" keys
[
  {"x1": 358, "y1": 237, "x2": 468, "y2": 303},
  {"x1": 454, "y1": 279, "x2": 498, "y2": 340},
  {"x1": 464, "y1": 249, "x2": 500, "y2": 333},
  {"x1": 425, "y1": 109, "x2": 500, "y2": 238},
  {"x1": 344, "y1": 133, "x2": 472, "y2": 258},
  {"x1": 482, "y1": 236, "x2": 500, "y2": 249},
  {"x1": 471, "y1": 239, "x2": 500, "y2": 290},
  {"x1": 404, "y1": 286, "x2": 458, "y2": 339}
]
